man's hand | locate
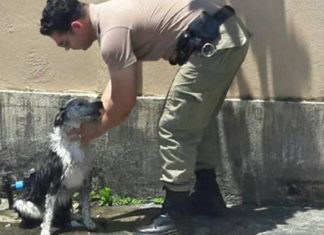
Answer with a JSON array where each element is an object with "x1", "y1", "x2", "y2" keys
[
  {"x1": 79, "y1": 121, "x2": 107, "y2": 146},
  {"x1": 68, "y1": 120, "x2": 106, "y2": 147},
  {"x1": 67, "y1": 62, "x2": 140, "y2": 146},
  {"x1": 68, "y1": 128, "x2": 82, "y2": 143}
]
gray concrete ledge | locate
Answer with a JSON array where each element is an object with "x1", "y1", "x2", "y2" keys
[{"x1": 1, "y1": 90, "x2": 324, "y2": 206}]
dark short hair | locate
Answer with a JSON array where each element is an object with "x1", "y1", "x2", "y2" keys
[{"x1": 40, "y1": 0, "x2": 85, "y2": 35}]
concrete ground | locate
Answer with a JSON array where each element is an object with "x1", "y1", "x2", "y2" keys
[{"x1": 1, "y1": 199, "x2": 324, "y2": 235}]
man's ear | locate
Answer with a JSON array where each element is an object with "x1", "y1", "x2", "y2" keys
[{"x1": 71, "y1": 20, "x2": 83, "y2": 30}]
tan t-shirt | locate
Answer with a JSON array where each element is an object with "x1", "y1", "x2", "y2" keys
[{"x1": 89, "y1": 0, "x2": 248, "y2": 72}]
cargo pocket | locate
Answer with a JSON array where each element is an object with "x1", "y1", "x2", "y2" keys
[{"x1": 161, "y1": 88, "x2": 213, "y2": 132}]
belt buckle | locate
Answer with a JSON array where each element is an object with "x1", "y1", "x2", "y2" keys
[{"x1": 201, "y1": 42, "x2": 217, "y2": 58}]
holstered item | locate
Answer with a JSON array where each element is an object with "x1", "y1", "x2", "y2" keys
[{"x1": 169, "y1": 5, "x2": 235, "y2": 66}]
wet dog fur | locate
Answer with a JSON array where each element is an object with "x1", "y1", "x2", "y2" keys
[{"x1": 13, "y1": 97, "x2": 103, "y2": 235}]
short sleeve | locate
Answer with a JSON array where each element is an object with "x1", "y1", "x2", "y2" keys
[{"x1": 100, "y1": 27, "x2": 137, "y2": 72}]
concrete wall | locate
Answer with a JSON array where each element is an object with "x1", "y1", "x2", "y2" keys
[
  {"x1": 1, "y1": 90, "x2": 324, "y2": 206},
  {"x1": 0, "y1": 0, "x2": 323, "y2": 100}
]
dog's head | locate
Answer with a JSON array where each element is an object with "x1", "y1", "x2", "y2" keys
[{"x1": 54, "y1": 98, "x2": 103, "y2": 128}]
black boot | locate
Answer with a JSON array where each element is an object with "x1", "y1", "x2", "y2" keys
[
  {"x1": 190, "y1": 169, "x2": 226, "y2": 216},
  {"x1": 133, "y1": 189, "x2": 193, "y2": 235}
]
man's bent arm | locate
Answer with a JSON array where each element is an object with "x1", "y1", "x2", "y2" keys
[
  {"x1": 135, "y1": 62, "x2": 143, "y2": 96},
  {"x1": 100, "y1": 63, "x2": 139, "y2": 130},
  {"x1": 78, "y1": 62, "x2": 140, "y2": 143}
]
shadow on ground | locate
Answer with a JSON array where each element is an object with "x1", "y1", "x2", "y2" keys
[{"x1": 3, "y1": 204, "x2": 324, "y2": 235}]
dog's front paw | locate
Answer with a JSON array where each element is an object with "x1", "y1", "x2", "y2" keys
[
  {"x1": 84, "y1": 219, "x2": 96, "y2": 231},
  {"x1": 40, "y1": 230, "x2": 51, "y2": 235}
]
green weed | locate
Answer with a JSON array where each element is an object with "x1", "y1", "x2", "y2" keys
[{"x1": 89, "y1": 186, "x2": 164, "y2": 206}]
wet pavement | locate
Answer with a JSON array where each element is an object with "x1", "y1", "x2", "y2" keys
[{"x1": 1, "y1": 199, "x2": 324, "y2": 235}]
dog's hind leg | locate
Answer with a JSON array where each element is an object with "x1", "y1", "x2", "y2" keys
[
  {"x1": 81, "y1": 178, "x2": 96, "y2": 231},
  {"x1": 40, "y1": 194, "x2": 56, "y2": 235},
  {"x1": 53, "y1": 199, "x2": 72, "y2": 228}
]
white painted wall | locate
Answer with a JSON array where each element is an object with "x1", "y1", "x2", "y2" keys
[{"x1": 0, "y1": 0, "x2": 323, "y2": 99}]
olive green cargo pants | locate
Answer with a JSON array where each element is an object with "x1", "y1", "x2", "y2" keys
[{"x1": 158, "y1": 41, "x2": 249, "y2": 192}]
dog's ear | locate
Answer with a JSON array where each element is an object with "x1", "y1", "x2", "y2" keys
[{"x1": 54, "y1": 108, "x2": 65, "y2": 127}]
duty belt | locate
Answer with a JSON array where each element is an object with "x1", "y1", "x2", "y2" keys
[{"x1": 169, "y1": 5, "x2": 235, "y2": 66}]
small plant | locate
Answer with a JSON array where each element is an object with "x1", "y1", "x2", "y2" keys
[
  {"x1": 90, "y1": 186, "x2": 113, "y2": 206},
  {"x1": 73, "y1": 192, "x2": 80, "y2": 200},
  {"x1": 90, "y1": 186, "x2": 164, "y2": 206},
  {"x1": 113, "y1": 196, "x2": 146, "y2": 206},
  {"x1": 151, "y1": 197, "x2": 164, "y2": 205}
]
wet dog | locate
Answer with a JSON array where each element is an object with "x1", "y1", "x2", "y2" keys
[{"x1": 13, "y1": 97, "x2": 103, "y2": 235}]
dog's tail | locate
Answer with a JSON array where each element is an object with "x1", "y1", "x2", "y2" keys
[{"x1": 13, "y1": 199, "x2": 43, "y2": 220}]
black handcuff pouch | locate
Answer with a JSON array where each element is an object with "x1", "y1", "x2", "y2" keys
[{"x1": 169, "y1": 6, "x2": 235, "y2": 66}]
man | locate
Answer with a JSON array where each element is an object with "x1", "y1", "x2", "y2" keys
[{"x1": 40, "y1": 0, "x2": 249, "y2": 234}]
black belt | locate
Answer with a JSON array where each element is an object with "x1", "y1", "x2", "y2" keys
[
  {"x1": 169, "y1": 5, "x2": 235, "y2": 66},
  {"x1": 212, "y1": 5, "x2": 235, "y2": 26}
]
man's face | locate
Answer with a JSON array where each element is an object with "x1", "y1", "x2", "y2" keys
[{"x1": 50, "y1": 26, "x2": 94, "y2": 51}]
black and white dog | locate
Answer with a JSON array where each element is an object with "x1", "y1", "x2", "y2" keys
[{"x1": 13, "y1": 97, "x2": 103, "y2": 235}]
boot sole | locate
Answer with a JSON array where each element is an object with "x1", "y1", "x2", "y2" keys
[{"x1": 133, "y1": 229, "x2": 178, "y2": 235}]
